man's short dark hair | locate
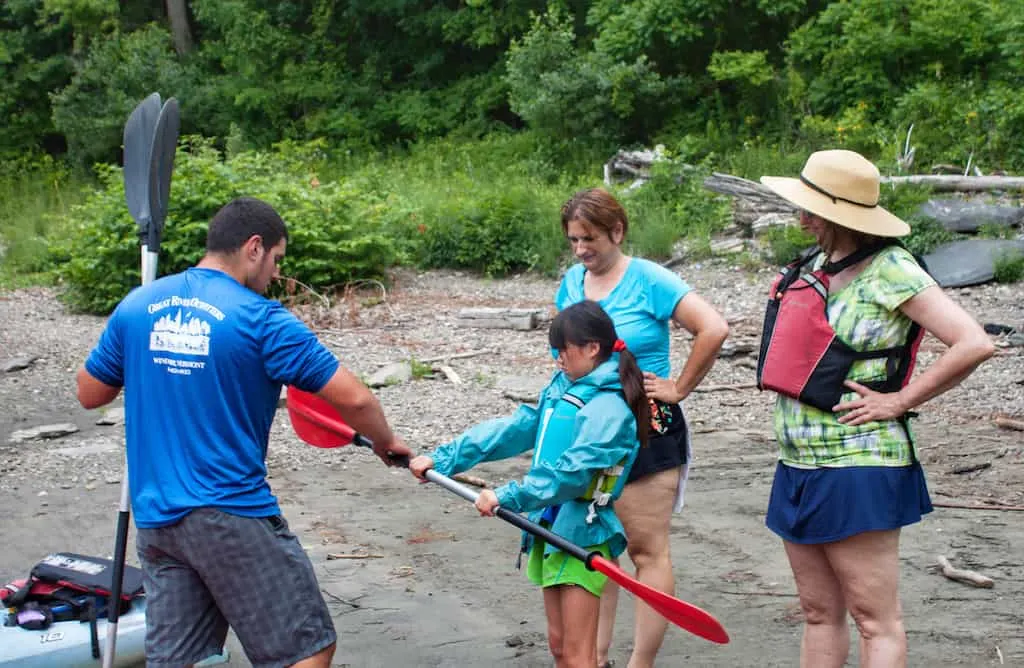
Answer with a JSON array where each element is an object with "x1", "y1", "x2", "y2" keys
[{"x1": 206, "y1": 197, "x2": 289, "y2": 254}]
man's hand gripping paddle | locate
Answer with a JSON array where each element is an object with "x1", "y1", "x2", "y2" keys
[{"x1": 286, "y1": 386, "x2": 730, "y2": 645}]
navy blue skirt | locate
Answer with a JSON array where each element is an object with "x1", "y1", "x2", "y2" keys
[{"x1": 766, "y1": 461, "x2": 933, "y2": 544}]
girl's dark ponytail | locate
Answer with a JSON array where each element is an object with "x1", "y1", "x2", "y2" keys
[
  {"x1": 549, "y1": 299, "x2": 651, "y2": 446},
  {"x1": 617, "y1": 349, "x2": 650, "y2": 448}
]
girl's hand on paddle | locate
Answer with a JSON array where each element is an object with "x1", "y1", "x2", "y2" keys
[
  {"x1": 475, "y1": 490, "x2": 500, "y2": 516},
  {"x1": 409, "y1": 455, "x2": 434, "y2": 481},
  {"x1": 643, "y1": 372, "x2": 684, "y2": 404},
  {"x1": 834, "y1": 381, "x2": 909, "y2": 425}
]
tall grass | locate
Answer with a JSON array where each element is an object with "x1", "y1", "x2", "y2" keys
[{"x1": 0, "y1": 155, "x2": 88, "y2": 289}]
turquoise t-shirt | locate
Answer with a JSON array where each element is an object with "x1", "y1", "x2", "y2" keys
[{"x1": 555, "y1": 258, "x2": 691, "y2": 378}]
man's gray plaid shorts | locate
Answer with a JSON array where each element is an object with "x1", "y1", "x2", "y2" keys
[{"x1": 136, "y1": 508, "x2": 336, "y2": 668}]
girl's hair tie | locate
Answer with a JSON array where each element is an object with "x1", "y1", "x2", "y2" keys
[{"x1": 612, "y1": 339, "x2": 626, "y2": 353}]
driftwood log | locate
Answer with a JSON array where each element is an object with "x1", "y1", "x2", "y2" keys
[
  {"x1": 603, "y1": 148, "x2": 671, "y2": 185},
  {"x1": 994, "y1": 417, "x2": 1024, "y2": 431},
  {"x1": 934, "y1": 555, "x2": 995, "y2": 588},
  {"x1": 702, "y1": 173, "x2": 797, "y2": 232},
  {"x1": 456, "y1": 308, "x2": 546, "y2": 331},
  {"x1": 880, "y1": 175, "x2": 1024, "y2": 191}
]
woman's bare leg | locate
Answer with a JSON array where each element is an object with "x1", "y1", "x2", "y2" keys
[
  {"x1": 825, "y1": 530, "x2": 906, "y2": 668},
  {"x1": 784, "y1": 540, "x2": 849, "y2": 668},
  {"x1": 614, "y1": 466, "x2": 681, "y2": 668}
]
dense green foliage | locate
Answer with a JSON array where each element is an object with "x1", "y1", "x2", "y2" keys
[
  {"x1": 2, "y1": 0, "x2": 1023, "y2": 307},
  {"x1": 53, "y1": 140, "x2": 397, "y2": 312},
  {"x1": 5, "y1": 0, "x2": 1024, "y2": 171}
]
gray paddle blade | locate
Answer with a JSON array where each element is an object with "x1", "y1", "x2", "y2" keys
[
  {"x1": 123, "y1": 93, "x2": 162, "y2": 230},
  {"x1": 145, "y1": 98, "x2": 181, "y2": 254}
]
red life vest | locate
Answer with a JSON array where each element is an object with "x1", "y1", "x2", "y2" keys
[{"x1": 756, "y1": 243, "x2": 925, "y2": 413}]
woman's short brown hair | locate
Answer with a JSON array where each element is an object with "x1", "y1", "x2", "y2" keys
[{"x1": 560, "y1": 188, "x2": 629, "y2": 240}]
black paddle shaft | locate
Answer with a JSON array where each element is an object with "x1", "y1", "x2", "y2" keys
[{"x1": 372, "y1": 449, "x2": 596, "y2": 567}]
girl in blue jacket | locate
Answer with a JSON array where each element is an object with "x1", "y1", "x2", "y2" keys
[{"x1": 410, "y1": 300, "x2": 649, "y2": 668}]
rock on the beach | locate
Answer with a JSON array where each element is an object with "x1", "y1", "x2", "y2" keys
[
  {"x1": 3, "y1": 355, "x2": 38, "y2": 372},
  {"x1": 367, "y1": 362, "x2": 413, "y2": 388},
  {"x1": 96, "y1": 407, "x2": 126, "y2": 426},
  {"x1": 8, "y1": 423, "x2": 80, "y2": 443},
  {"x1": 496, "y1": 375, "x2": 548, "y2": 403}
]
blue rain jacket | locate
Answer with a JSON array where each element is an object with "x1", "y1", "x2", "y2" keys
[{"x1": 430, "y1": 358, "x2": 640, "y2": 558}]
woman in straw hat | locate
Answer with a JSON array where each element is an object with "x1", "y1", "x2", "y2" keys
[{"x1": 758, "y1": 149, "x2": 994, "y2": 667}]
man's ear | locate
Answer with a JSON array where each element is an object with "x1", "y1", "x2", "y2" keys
[{"x1": 243, "y1": 234, "x2": 264, "y2": 261}]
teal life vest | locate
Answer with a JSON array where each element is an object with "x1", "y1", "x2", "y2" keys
[{"x1": 534, "y1": 380, "x2": 630, "y2": 524}]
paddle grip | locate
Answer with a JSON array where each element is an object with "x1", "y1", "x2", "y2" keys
[{"x1": 350, "y1": 432, "x2": 410, "y2": 468}]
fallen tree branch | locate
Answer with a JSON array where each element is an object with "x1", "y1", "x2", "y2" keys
[
  {"x1": 418, "y1": 349, "x2": 491, "y2": 364},
  {"x1": 933, "y1": 501, "x2": 1024, "y2": 512},
  {"x1": 436, "y1": 364, "x2": 463, "y2": 385},
  {"x1": 280, "y1": 275, "x2": 331, "y2": 308},
  {"x1": 453, "y1": 472, "x2": 490, "y2": 488},
  {"x1": 327, "y1": 553, "x2": 384, "y2": 560},
  {"x1": 934, "y1": 555, "x2": 995, "y2": 588},
  {"x1": 994, "y1": 417, "x2": 1024, "y2": 431},
  {"x1": 949, "y1": 462, "x2": 992, "y2": 475},
  {"x1": 716, "y1": 589, "x2": 798, "y2": 598},
  {"x1": 693, "y1": 382, "x2": 759, "y2": 393},
  {"x1": 880, "y1": 175, "x2": 1024, "y2": 191}
]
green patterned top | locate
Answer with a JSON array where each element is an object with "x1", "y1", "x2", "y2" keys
[{"x1": 774, "y1": 245, "x2": 936, "y2": 468}]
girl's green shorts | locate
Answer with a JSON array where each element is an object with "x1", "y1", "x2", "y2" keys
[{"x1": 526, "y1": 539, "x2": 612, "y2": 597}]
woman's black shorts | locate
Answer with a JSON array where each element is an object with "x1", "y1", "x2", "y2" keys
[{"x1": 626, "y1": 400, "x2": 688, "y2": 483}]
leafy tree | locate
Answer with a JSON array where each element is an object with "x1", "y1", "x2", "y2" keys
[{"x1": 0, "y1": 0, "x2": 74, "y2": 154}]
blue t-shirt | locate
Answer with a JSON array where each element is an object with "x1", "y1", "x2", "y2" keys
[
  {"x1": 555, "y1": 258, "x2": 690, "y2": 378},
  {"x1": 85, "y1": 267, "x2": 339, "y2": 528}
]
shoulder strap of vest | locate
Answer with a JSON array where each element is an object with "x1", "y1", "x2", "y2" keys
[
  {"x1": 821, "y1": 238, "x2": 900, "y2": 275},
  {"x1": 776, "y1": 247, "x2": 822, "y2": 293},
  {"x1": 561, "y1": 392, "x2": 585, "y2": 409}
]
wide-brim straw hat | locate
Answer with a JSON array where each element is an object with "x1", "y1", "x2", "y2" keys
[{"x1": 760, "y1": 149, "x2": 910, "y2": 237}]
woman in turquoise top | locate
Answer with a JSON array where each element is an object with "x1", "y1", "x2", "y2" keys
[
  {"x1": 556, "y1": 188, "x2": 729, "y2": 668},
  {"x1": 760, "y1": 150, "x2": 994, "y2": 667},
  {"x1": 410, "y1": 300, "x2": 648, "y2": 668}
]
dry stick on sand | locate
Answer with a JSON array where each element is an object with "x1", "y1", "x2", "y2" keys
[
  {"x1": 994, "y1": 417, "x2": 1024, "y2": 431},
  {"x1": 417, "y1": 349, "x2": 492, "y2": 364},
  {"x1": 693, "y1": 382, "x2": 759, "y2": 393},
  {"x1": 326, "y1": 553, "x2": 384, "y2": 560},
  {"x1": 933, "y1": 501, "x2": 1024, "y2": 512},
  {"x1": 452, "y1": 473, "x2": 490, "y2": 489},
  {"x1": 934, "y1": 555, "x2": 995, "y2": 588},
  {"x1": 716, "y1": 590, "x2": 799, "y2": 598}
]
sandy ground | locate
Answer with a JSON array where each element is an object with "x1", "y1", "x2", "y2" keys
[{"x1": 1, "y1": 265, "x2": 1022, "y2": 667}]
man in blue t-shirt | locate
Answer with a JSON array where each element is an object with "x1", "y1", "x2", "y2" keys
[{"x1": 77, "y1": 197, "x2": 412, "y2": 668}]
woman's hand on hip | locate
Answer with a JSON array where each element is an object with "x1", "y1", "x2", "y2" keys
[
  {"x1": 643, "y1": 371, "x2": 684, "y2": 404},
  {"x1": 834, "y1": 380, "x2": 909, "y2": 425}
]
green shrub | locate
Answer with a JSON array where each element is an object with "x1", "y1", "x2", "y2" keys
[
  {"x1": 993, "y1": 250, "x2": 1024, "y2": 284},
  {"x1": 902, "y1": 217, "x2": 963, "y2": 257},
  {"x1": 53, "y1": 139, "x2": 396, "y2": 313},
  {"x1": 0, "y1": 154, "x2": 85, "y2": 281},
  {"x1": 621, "y1": 160, "x2": 731, "y2": 260},
  {"x1": 413, "y1": 185, "x2": 565, "y2": 276},
  {"x1": 761, "y1": 224, "x2": 815, "y2": 266}
]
